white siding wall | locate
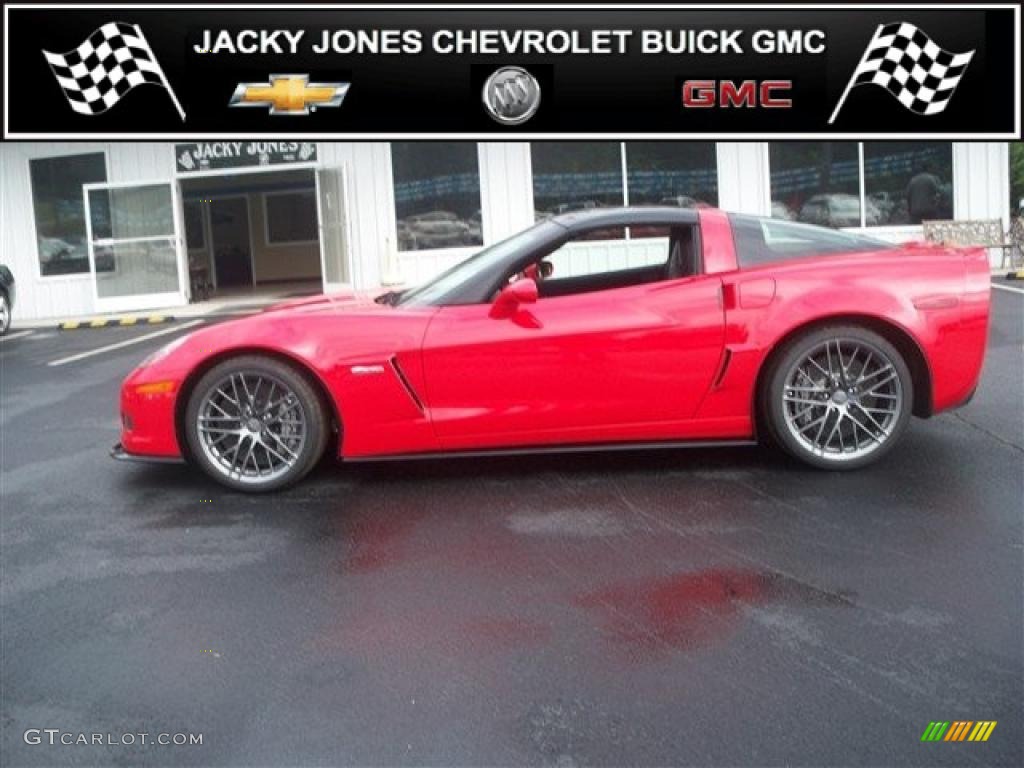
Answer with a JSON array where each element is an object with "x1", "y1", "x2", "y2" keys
[
  {"x1": 479, "y1": 141, "x2": 535, "y2": 241},
  {"x1": 0, "y1": 140, "x2": 1013, "y2": 322},
  {"x1": 954, "y1": 142, "x2": 1011, "y2": 227},
  {"x1": 1, "y1": 142, "x2": 178, "y2": 321},
  {"x1": 954, "y1": 142, "x2": 1011, "y2": 266},
  {"x1": 555, "y1": 237, "x2": 669, "y2": 277},
  {"x1": 317, "y1": 142, "x2": 394, "y2": 290},
  {"x1": 716, "y1": 142, "x2": 772, "y2": 216}
]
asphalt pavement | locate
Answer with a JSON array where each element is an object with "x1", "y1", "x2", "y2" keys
[{"x1": 1, "y1": 285, "x2": 1021, "y2": 767}]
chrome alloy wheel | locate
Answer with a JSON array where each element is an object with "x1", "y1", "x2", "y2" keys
[
  {"x1": 0, "y1": 294, "x2": 9, "y2": 335},
  {"x1": 195, "y1": 371, "x2": 308, "y2": 485},
  {"x1": 781, "y1": 338, "x2": 903, "y2": 462}
]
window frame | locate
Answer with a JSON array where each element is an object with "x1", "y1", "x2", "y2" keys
[
  {"x1": 500, "y1": 222, "x2": 703, "y2": 302},
  {"x1": 390, "y1": 142, "x2": 486, "y2": 256},
  {"x1": 768, "y1": 141, "x2": 957, "y2": 232},
  {"x1": 530, "y1": 141, "x2": 721, "y2": 227},
  {"x1": 622, "y1": 141, "x2": 721, "y2": 209},
  {"x1": 27, "y1": 149, "x2": 110, "y2": 281},
  {"x1": 262, "y1": 188, "x2": 319, "y2": 247},
  {"x1": 860, "y1": 141, "x2": 956, "y2": 230}
]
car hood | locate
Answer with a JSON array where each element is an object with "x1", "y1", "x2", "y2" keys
[
  {"x1": 133, "y1": 290, "x2": 435, "y2": 383},
  {"x1": 264, "y1": 290, "x2": 380, "y2": 314}
]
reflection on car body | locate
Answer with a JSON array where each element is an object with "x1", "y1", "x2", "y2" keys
[{"x1": 799, "y1": 193, "x2": 882, "y2": 228}]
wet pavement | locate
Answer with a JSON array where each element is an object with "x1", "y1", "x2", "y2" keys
[{"x1": 1, "y1": 287, "x2": 1022, "y2": 766}]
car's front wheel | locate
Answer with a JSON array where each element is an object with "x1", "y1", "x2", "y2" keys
[
  {"x1": 762, "y1": 325, "x2": 913, "y2": 470},
  {"x1": 185, "y1": 355, "x2": 329, "y2": 491}
]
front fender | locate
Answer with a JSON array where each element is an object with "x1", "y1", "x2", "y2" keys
[{"x1": 120, "y1": 309, "x2": 440, "y2": 460}]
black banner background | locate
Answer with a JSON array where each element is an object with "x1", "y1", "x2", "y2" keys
[{"x1": 4, "y1": 5, "x2": 1018, "y2": 136}]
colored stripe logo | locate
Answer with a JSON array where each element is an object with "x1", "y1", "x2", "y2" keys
[{"x1": 921, "y1": 721, "x2": 997, "y2": 742}]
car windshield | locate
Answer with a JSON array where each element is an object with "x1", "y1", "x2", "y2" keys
[{"x1": 395, "y1": 220, "x2": 561, "y2": 307}]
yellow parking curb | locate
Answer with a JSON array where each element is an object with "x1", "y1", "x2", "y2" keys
[{"x1": 59, "y1": 315, "x2": 175, "y2": 331}]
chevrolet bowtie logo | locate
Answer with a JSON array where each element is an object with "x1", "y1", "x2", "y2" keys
[{"x1": 228, "y1": 74, "x2": 349, "y2": 115}]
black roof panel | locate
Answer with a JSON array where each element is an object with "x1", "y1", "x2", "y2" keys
[{"x1": 549, "y1": 206, "x2": 702, "y2": 231}]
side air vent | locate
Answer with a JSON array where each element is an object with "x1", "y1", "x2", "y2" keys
[
  {"x1": 390, "y1": 356, "x2": 425, "y2": 413},
  {"x1": 712, "y1": 348, "x2": 733, "y2": 389}
]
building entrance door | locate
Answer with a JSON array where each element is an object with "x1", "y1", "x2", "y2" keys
[
  {"x1": 208, "y1": 196, "x2": 253, "y2": 288},
  {"x1": 83, "y1": 181, "x2": 186, "y2": 314}
]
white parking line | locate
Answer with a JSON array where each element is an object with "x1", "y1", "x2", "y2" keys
[
  {"x1": 992, "y1": 283, "x2": 1024, "y2": 295},
  {"x1": 47, "y1": 320, "x2": 204, "y2": 367},
  {"x1": 0, "y1": 330, "x2": 34, "y2": 342}
]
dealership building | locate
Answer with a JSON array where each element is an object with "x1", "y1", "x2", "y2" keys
[{"x1": 0, "y1": 140, "x2": 1015, "y2": 322}]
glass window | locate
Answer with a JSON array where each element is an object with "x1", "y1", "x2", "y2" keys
[
  {"x1": 528, "y1": 225, "x2": 698, "y2": 299},
  {"x1": 729, "y1": 214, "x2": 892, "y2": 267},
  {"x1": 531, "y1": 142, "x2": 623, "y2": 220},
  {"x1": 265, "y1": 190, "x2": 317, "y2": 244},
  {"x1": 392, "y1": 142, "x2": 483, "y2": 252},
  {"x1": 626, "y1": 142, "x2": 718, "y2": 207},
  {"x1": 863, "y1": 142, "x2": 953, "y2": 225},
  {"x1": 183, "y1": 200, "x2": 205, "y2": 250},
  {"x1": 92, "y1": 241, "x2": 181, "y2": 298},
  {"x1": 541, "y1": 226, "x2": 670, "y2": 280},
  {"x1": 85, "y1": 184, "x2": 177, "y2": 281},
  {"x1": 29, "y1": 152, "x2": 107, "y2": 276},
  {"x1": 396, "y1": 220, "x2": 560, "y2": 308},
  {"x1": 88, "y1": 184, "x2": 175, "y2": 241},
  {"x1": 769, "y1": 143, "x2": 861, "y2": 228}
]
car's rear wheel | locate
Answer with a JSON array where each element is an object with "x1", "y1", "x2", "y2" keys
[
  {"x1": 0, "y1": 292, "x2": 10, "y2": 336},
  {"x1": 185, "y1": 356, "x2": 328, "y2": 492},
  {"x1": 763, "y1": 325, "x2": 913, "y2": 470}
]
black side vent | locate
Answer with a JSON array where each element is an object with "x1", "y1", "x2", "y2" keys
[
  {"x1": 390, "y1": 356, "x2": 425, "y2": 413},
  {"x1": 712, "y1": 349, "x2": 733, "y2": 389}
]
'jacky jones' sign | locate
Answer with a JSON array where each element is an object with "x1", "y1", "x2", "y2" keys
[{"x1": 175, "y1": 141, "x2": 317, "y2": 172}]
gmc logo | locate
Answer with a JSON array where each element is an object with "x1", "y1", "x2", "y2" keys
[{"x1": 682, "y1": 80, "x2": 793, "y2": 108}]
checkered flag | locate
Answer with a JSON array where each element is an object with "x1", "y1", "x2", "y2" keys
[
  {"x1": 42, "y1": 22, "x2": 185, "y2": 120},
  {"x1": 829, "y1": 22, "x2": 973, "y2": 123}
]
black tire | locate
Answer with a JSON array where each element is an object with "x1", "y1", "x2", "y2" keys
[
  {"x1": 184, "y1": 355, "x2": 329, "y2": 492},
  {"x1": 761, "y1": 325, "x2": 914, "y2": 470},
  {"x1": 0, "y1": 291, "x2": 10, "y2": 336}
]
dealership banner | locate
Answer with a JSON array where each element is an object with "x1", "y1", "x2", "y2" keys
[{"x1": 2, "y1": 3, "x2": 1020, "y2": 138}]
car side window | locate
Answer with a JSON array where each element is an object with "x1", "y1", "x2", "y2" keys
[
  {"x1": 515, "y1": 225, "x2": 699, "y2": 299},
  {"x1": 729, "y1": 213, "x2": 893, "y2": 267}
]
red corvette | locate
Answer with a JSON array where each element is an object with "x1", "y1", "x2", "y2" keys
[{"x1": 114, "y1": 207, "x2": 991, "y2": 491}]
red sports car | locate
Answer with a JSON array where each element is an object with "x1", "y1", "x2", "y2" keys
[{"x1": 114, "y1": 208, "x2": 991, "y2": 491}]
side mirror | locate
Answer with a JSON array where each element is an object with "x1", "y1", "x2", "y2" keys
[{"x1": 490, "y1": 277, "x2": 538, "y2": 318}]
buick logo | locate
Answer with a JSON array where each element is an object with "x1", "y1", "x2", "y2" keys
[{"x1": 482, "y1": 67, "x2": 541, "y2": 125}]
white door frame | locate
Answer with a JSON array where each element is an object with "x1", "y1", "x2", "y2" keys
[
  {"x1": 175, "y1": 163, "x2": 323, "y2": 290},
  {"x1": 83, "y1": 179, "x2": 187, "y2": 314},
  {"x1": 315, "y1": 163, "x2": 355, "y2": 293}
]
